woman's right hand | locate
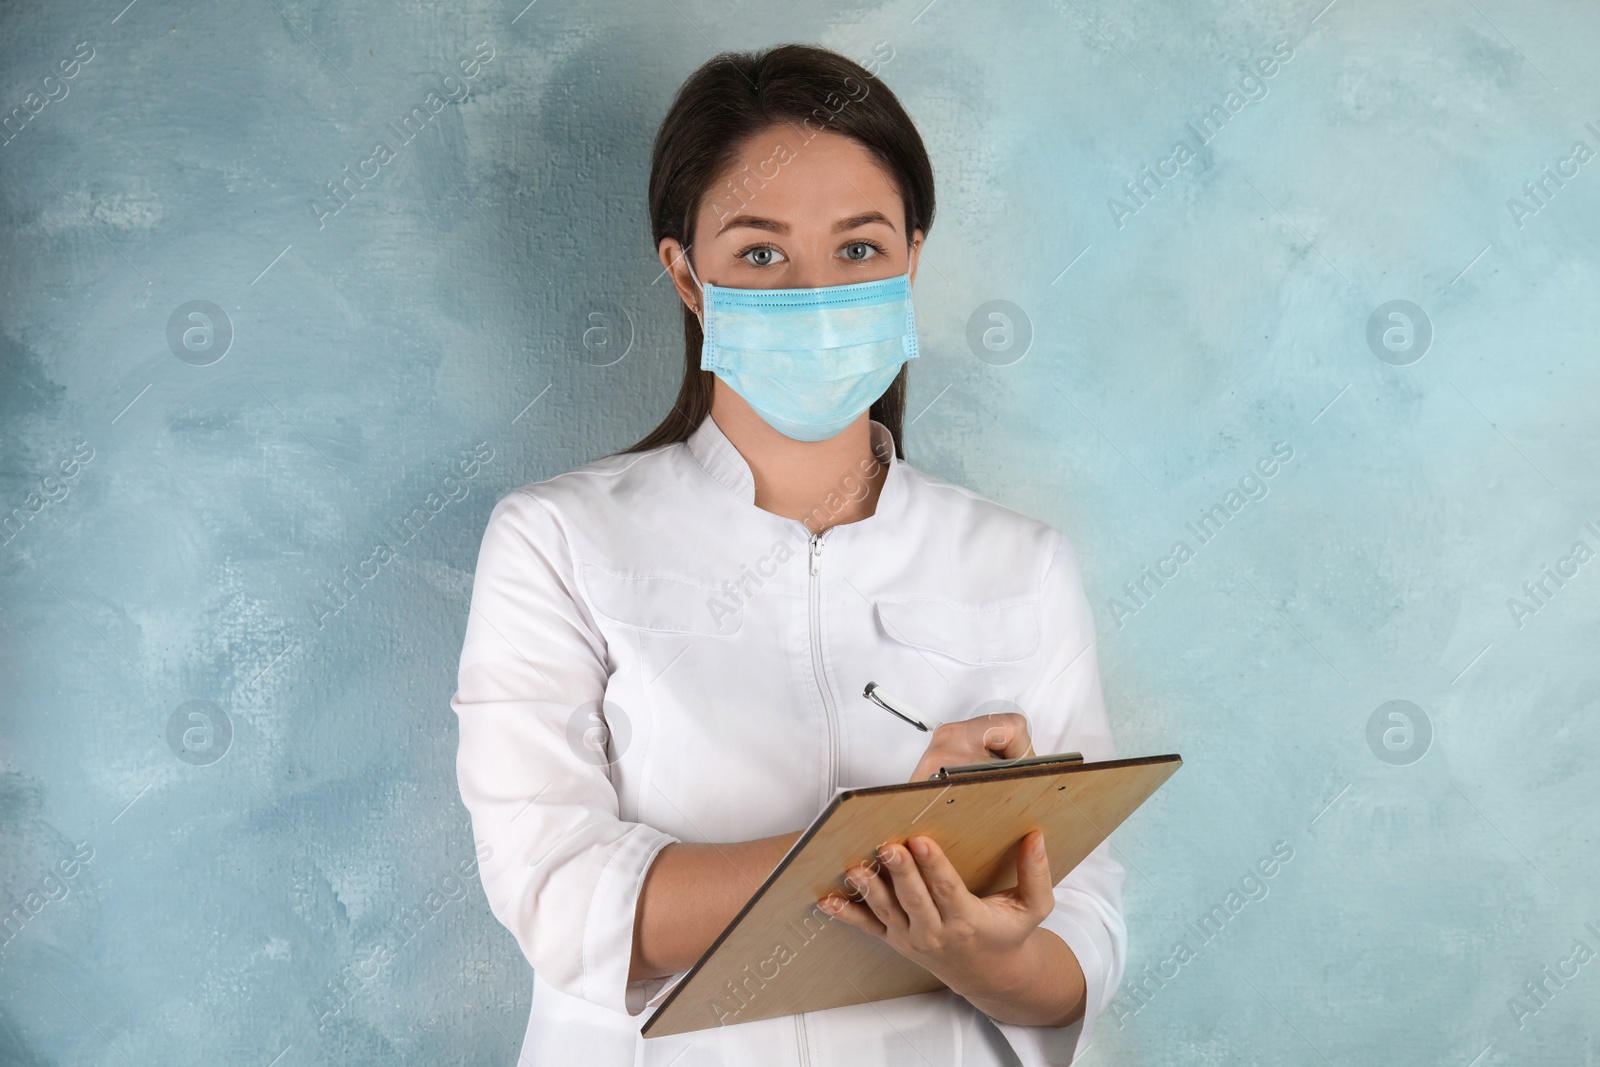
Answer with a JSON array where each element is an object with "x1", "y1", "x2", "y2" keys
[{"x1": 908, "y1": 712, "x2": 1034, "y2": 782}]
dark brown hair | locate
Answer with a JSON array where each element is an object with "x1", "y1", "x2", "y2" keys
[{"x1": 618, "y1": 42, "x2": 935, "y2": 459}]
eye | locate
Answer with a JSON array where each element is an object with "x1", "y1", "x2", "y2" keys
[
  {"x1": 736, "y1": 244, "x2": 786, "y2": 268},
  {"x1": 840, "y1": 240, "x2": 886, "y2": 262}
]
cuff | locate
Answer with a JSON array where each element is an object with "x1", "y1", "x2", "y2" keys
[
  {"x1": 581, "y1": 822, "x2": 680, "y2": 1016},
  {"x1": 629, "y1": 969, "x2": 691, "y2": 1018},
  {"x1": 990, "y1": 911, "x2": 1112, "y2": 1066}
]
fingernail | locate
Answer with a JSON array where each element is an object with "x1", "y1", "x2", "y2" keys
[
  {"x1": 878, "y1": 845, "x2": 898, "y2": 866},
  {"x1": 911, "y1": 837, "x2": 930, "y2": 859}
]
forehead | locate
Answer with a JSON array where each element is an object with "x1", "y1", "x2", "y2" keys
[{"x1": 697, "y1": 124, "x2": 904, "y2": 235}]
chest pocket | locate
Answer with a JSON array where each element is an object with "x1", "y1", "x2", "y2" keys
[
  {"x1": 872, "y1": 595, "x2": 1040, "y2": 665},
  {"x1": 577, "y1": 560, "x2": 743, "y2": 637}
]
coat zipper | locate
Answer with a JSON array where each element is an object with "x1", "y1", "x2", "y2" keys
[
  {"x1": 800, "y1": 528, "x2": 832, "y2": 1067},
  {"x1": 808, "y1": 529, "x2": 838, "y2": 803}
]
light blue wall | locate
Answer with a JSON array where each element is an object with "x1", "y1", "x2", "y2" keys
[{"x1": 2, "y1": 0, "x2": 1596, "y2": 1063}]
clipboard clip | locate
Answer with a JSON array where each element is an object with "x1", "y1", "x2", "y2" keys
[{"x1": 935, "y1": 751, "x2": 1084, "y2": 779}]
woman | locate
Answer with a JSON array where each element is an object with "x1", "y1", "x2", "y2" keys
[{"x1": 452, "y1": 43, "x2": 1126, "y2": 1066}]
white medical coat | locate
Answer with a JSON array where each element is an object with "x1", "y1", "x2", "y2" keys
[{"x1": 451, "y1": 412, "x2": 1127, "y2": 1066}]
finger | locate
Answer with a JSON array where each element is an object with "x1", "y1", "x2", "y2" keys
[
  {"x1": 907, "y1": 835, "x2": 974, "y2": 917},
  {"x1": 847, "y1": 862, "x2": 908, "y2": 930},
  {"x1": 978, "y1": 712, "x2": 1034, "y2": 760},
  {"x1": 819, "y1": 893, "x2": 886, "y2": 936},
  {"x1": 998, "y1": 830, "x2": 1056, "y2": 921},
  {"x1": 877, "y1": 842, "x2": 941, "y2": 930}
]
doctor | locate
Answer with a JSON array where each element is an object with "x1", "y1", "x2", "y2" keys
[{"x1": 452, "y1": 42, "x2": 1126, "y2": 1067}]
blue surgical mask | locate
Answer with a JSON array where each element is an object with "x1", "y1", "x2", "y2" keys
[{"x1": 684, "y1": 253, "x2": 919, "y2": 442}]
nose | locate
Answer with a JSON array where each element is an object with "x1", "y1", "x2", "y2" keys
[{"x1": 788, "y1": 257, "x2": 835, "y2": 290}]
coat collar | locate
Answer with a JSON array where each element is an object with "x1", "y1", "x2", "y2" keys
[{"x1": 684, "y1": 413, "x2": 904, "y2": 529}]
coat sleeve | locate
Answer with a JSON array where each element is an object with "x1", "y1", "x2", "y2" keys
[
  {"x1": 988, "y1": 529, "x2": 1128, "y2": 1065},
  {"x1": 451, "y1": 488, "x2": 681, "y2": 1016}
]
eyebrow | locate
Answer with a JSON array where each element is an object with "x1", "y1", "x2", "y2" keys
[{"x1": 715, "y1": 210, "x2": 897, "y2": 237}]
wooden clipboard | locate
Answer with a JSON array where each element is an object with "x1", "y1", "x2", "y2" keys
[{"x1": 640, "y1": 751, "x2": 1182, "y2": 1038}]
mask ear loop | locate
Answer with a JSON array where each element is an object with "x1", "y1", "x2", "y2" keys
[{"x1": 681, "y1": 246, "x2": 706, "y2": 324}]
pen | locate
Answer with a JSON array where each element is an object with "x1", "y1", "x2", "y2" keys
[{"x1": 862, "y1": 681, "x2": 944, "y2": 732}]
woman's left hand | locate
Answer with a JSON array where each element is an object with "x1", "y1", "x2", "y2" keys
[{"x1": 818, "y1": 829, "x2": 1054, "y2": 999}]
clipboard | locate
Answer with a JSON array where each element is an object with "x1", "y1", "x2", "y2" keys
[{"x1": 640, "y1": 751, "x2": 1182, "y2": 1038}]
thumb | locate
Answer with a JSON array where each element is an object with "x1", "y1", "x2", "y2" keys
[{"x1": 1010, "y1": 830, "x2": 1056, "y2": 920}]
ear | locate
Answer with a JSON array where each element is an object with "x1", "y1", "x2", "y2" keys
[
  {"x1": 907, "y1": 228, "x2": 924, "y2": 286},
  {"x1": 659, "y1": 237, "x2": 701, "y2": 314}
]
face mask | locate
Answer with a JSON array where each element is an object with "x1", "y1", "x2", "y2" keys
[{"x1": 684, "y1": 253, "x2": 919, "y2": 442}]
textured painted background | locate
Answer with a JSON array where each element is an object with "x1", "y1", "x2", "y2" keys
[{"x1": 2, "y1": 0, "x2": 1597, "y2": 1063}]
